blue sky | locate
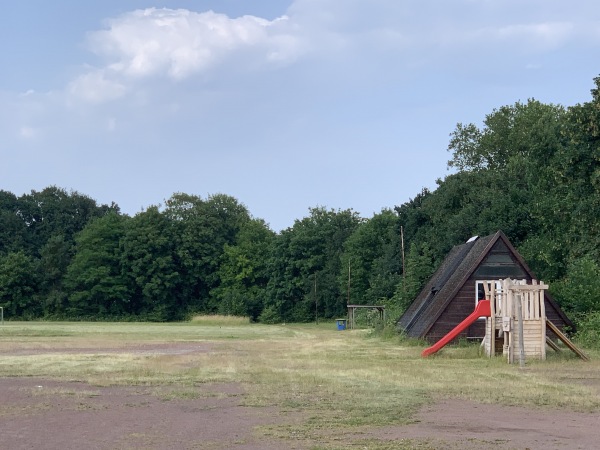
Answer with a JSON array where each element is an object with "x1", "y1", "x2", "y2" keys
[{"x1": 2, "y1": 1, "x2": 599, "y2": 231}]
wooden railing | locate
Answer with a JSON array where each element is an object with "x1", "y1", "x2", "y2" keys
[{"x1": 482, "y1": 279, "x2": 548, "y2": 321}]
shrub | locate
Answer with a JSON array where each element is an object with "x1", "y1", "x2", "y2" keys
[{"x1": 575, "y1": 311, "x2": 600, "y2": 349}]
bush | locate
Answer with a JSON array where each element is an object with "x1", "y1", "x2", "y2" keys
[
  {"x1": 575, "y1": 311, "x2": 600, "y2": 349},
  {"x1": 258, "y1": 305, "x2": 281, "y2": 324},
  {"x1": 371, "y1": 321, "x2": 398, "y2": 340},
  {"x1": 551, "y1": 256, "x2": 600, "y2": 315}
]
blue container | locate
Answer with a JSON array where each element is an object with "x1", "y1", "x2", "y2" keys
[{"x1": 336, "y1": 319, "x2": 347, "y2": 330}]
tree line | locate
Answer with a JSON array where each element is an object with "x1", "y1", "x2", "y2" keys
[{"x1": 2, "y1": 76, "x2": 600, "y2": 343}]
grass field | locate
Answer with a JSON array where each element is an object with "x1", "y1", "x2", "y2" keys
[{"x1": 1, "y1": 319, "x2": 599, "y2": 449}]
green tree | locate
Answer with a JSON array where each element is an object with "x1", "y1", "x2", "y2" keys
[
  {"x1": 211, "y1": 218, "x2": 275, "y2": 319},
  {"x1": 0, "y1": 190, "x2": 28, "y2": 256},
  {"x1": 64, "y1": 212, "x2": 130, "y2": 317},
  {"x1": 165, "y1": 193, "x2": 252, "y2": 313},
  {"x1": 442, "y1": 100, "x2": 566, "y2": 246},
  {"x1": 448, "y1": 99, "x2": 566, "y2": 172},
  {"x1": 0, "y1": 251, "x2": 38, "y2": 318},
  {"x1": 18, "y1": 186, "x2": 118, "y2": 256},
  {"x1": 512, "y1": 76, "x2": 600, "y2": 284},
  {"x1": 121, "y1": 206, "x2": 182, "y2": 320},
  {"x1": 391, "y1": 241, "x2": 437, "y2": 316},
  {"x1": 551, "y1": 256, "x2": 600, "y2": 326},
  {"x1": 341, "y1": 209, "x2": 401, "y2": 306},
  {"x1": 37, "y1": 234, "x2": 72, "y2": 316},
  {"x1": 265, "y1": 207, "x2": 361, "y2": 322},
  {"x1": 550, "y1": 76, "x2": 600, "y2": 261},
  {"x1": 389, "y1": 75, "x2": 600, "y2": 325}
]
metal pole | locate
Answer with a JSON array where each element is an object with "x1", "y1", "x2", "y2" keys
[{"x1": 1, "y1": 306, "x2": 3, "y2": 325}]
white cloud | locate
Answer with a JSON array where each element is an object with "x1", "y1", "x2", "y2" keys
[
  {"x1": 64, "y1": 3, "x2": 590, "y2": 108},
  {"x1": 7, "y1": 1, "x2": 600, "y2": 148},
  {"x1": 67, "y1": 69, "x2": 126, "y2": 104},
  {"x1": 63, "y1": 8, "x2": 308, "y2": 105},
  {"x1": 87, "y1": 8, "x2": 302, "y2": 80}
]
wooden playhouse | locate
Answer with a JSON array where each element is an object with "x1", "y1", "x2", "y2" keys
[{"x1": 397, "y1": 231, "x2": 587, "y2": 361}]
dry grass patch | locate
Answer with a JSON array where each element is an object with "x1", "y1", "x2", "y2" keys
[{"x1": 189, "y1": 314, "x2": 250, "y2": 325}]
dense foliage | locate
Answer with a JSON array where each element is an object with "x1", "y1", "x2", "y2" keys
[{"x1": 2, "y1": 76, "x2": 600, "y2": 343}]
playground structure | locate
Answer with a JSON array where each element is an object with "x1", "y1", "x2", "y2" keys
[
  {"x1": 422, "y1": 278, "x2": 589, "y2": 362},
  {"x1": 346, "y1": 304, "x2": 385, "y2": 329}
]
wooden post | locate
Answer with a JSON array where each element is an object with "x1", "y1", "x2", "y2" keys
[
  {"x1": 515, "y1": 293, "x2": 525, "y2": 368},
  {"x1": 506, "y1": 279, "x2": 513, "y2": 363},
  {"x1": 540, "y1": 281, "x2": 547, "y2": 360},
  {"x1": 314, "y1": 273, "x2": 318, "y2": 325},
  {"x1": 347, "y1": 261, "x2": 351, "y2": 305},
  {"x1": 401, "y1": 226, "x2": 406, "y2": 294},
  {"x1": 490, "y1": 282, "x2": 495, "y2": 357}
]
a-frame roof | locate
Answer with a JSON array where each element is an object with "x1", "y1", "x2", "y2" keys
[{"x1": 397, "y1": 230, "x2": 573, "y2": 337}]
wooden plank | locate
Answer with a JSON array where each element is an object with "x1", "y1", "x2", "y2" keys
[
  {"x1": 483, "y1": 281, "x2": 490, "y2": 300},
  {"x1": 515, "y1": 294, "x2": 525, "y2": 367},
  {"x1": 521, "y1": 330, "x2": 541, "y2": 335},
  {"x1": 509, "y1": 284, "x2": 549, "y2": 291},
  {"x1": 546, "y1": 337, "x2": 561, "y2": 353},
  {"x1": 546, "y1": 319, "x2": 589, "y2": 361}
]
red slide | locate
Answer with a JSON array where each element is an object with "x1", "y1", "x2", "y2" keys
[{"x1": 421, "y1": 300, "x2": 491, "y2": 357}]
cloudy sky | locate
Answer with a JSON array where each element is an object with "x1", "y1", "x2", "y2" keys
[{"x1": 2, "y1": 1, "x2": 599, "y2": 231}]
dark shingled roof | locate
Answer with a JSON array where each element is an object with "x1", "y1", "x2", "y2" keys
[{"x1": 397, "y1": 230, "x2": 573, "y2": 338}]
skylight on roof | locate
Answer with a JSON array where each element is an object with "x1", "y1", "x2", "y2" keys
[{"x1": 466, "y1": 236, "x2": 479, "y2": 243}]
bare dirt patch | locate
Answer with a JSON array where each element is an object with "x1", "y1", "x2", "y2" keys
[
  {"x1": 0, "y1": 377, "x2": 292, "y2": 450},
  {"x1": 1, "y1": 342, "x2": 214, "y2": 357},
  {"x1": 366, "y1": 398, "x2": 600, "y2": 449},
  {"x1": 4, "y1": 376, "x2": 599, "y2": 450}
]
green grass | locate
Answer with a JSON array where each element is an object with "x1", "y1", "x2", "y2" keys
[{"x1": 0, "y1": 320, "x2": 598, "y2": 448}]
